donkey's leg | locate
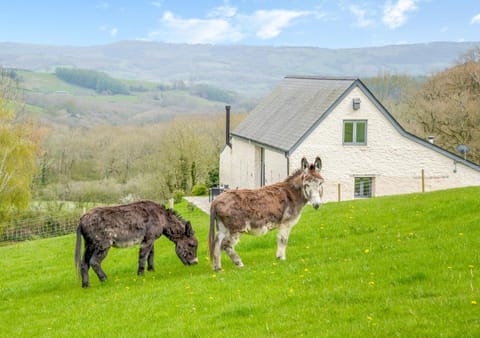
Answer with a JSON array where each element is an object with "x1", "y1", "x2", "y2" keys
[
  {"x1": 276, "y1": 225, "x2": 293, "y2": 260},
  {"x1": 138, "y1": 240, "x2": 154, "y2": 275},
  {"x1": 212, "y1": 230, "x2": 225, "y2": 271},
  {"x1": 222, "y1": 232, "x2": 244, "y2": 268},
  {"x1": 147, "y1": 245, "x2": 155, "y2": 272},
  {"x1": 90, "y1": 247, "x2": 110, "y2": 283},
  {"x1": 81, "y1": 243, "x2": 94, "y2": 288}
]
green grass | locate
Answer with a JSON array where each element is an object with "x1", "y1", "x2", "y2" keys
[{"x1": 1, "y1": 187, "x2": 479, "y2": 337}]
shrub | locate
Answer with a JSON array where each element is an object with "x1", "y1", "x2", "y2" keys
[
  {"x1": 191, "y1": 184, "x2": 208, "y2": 196},
  {"x1": 173, "y1": 190, "x2": 184, "y2": 203}
]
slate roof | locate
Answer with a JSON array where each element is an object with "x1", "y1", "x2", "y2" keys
[
  {"x1": 232, "y1": 76, "x2": 356, "y2": 152},
  {"x1": 231, "y1": 75, "x2": 480, "y2": 171}
]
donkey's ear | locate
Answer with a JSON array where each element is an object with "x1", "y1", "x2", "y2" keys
[
  {"x1": 314, "y1": 156, "x2": 322, "y2": 172},
  {"x1": 301, "y1": 157, "x2": 309, "y2": 172},
  {"x1": 185, "y1": 221, "x2": 194, "y2": 237}
]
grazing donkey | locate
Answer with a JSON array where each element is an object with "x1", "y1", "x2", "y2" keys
[
  {"x1": 75, "y1": 200, "x2": 198, "y2": 287},
  {"x1": 209, "y1": 157, "x2": 324, "y2": 271}
]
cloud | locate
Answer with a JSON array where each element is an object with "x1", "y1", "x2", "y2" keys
[
  {"x1": 471, "y1": 13, "x2": 480, "y2": 24},
  {"x1": 109, "y1": 28, "x2": 118, "y2": 37},
  {"x1": 100, "y1": 25, "x2": 118, "y2": 37},
  {"x1": 246, "y1": 9, "x2": 312, "y2": 39},
  {"x1": 208, "y1": 4, "x2": 237, "y2": 18},
  {"x1": 349, "y1": 5, "x2": 375, "y2": 28},
  {"x1": 151, "y1": 11, "x2": 243, "y2": 44},
  {"x1": 382, "y1": 0, "x2": 417, "y2": 29},
  {"x1": 147, "y1": 6, "x2": 314, "y2": 44},
  {"x1": 151, "y1": 1, "x2": 163, "y2": 8}
]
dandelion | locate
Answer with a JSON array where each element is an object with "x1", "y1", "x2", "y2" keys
[
  {"x1": 304, "y1": 268, "x2": 310, "y2": 272},
  {"x1": 364, "y1": 249, "x2": 370, "y2": 254},
  {"x1": 212, "y1": 274, "x2": 217, "y2": 278},
  {"x1": 459, "y1": 233, "x2": 464, "y2": 236},
  {"x1": 369, "y1": 281, "x2": 375, "y2": 286},
  {"x1": 472, "y1": 300, "x2": 477, "y2": 305},
  {"x1": 367, "y1": 316, "x2": 373, "y2": 321}
]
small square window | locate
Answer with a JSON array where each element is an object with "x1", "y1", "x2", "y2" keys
[
  {"x1": 343, "y1": 120, "x2": 367, "y2": 145},
  {"x1": 355, "y1": 177, "x2": 373, "y2": 198}
]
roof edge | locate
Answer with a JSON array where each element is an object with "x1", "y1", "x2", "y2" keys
[{"x1": 285, "y1": 75, "x2": 358, "y2": 81}]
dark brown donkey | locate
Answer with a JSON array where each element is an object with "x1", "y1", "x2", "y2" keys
[
  {"x1": 75, "y1": 200, "x2": 198, "y2": 287},
  {"x1": 209, "y1": 157, "x2": 324, "y2": 271}
]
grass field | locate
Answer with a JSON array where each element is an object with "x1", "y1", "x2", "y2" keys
[{"x1": 1, "y1": 187, "x2": 479, "y2": 337}]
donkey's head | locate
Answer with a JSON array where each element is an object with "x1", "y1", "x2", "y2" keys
[
  {"x1": 174, "y1": 220, "x2": 199, "y2": 265},
  {"x1": 301, "y1": 156, "x2": 324, "y2": 209}
]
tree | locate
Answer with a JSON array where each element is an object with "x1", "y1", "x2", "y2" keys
[
  {"x1": 406, "y1": 53, "x2": 480, "y2": 164},
  {"x1": 0, "y1": 68, "x2": 39, "y2": 220}
]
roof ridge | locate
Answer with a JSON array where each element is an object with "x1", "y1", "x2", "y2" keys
[{"x1": 285, "y1": 75, "x2": 358, "y2": 81}]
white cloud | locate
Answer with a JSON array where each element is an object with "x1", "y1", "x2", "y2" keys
[
  {"x1": 208, "y1": 4, "x2": 237, "y2": 18},
  {"x1": 349, "y1": 5, "x2": 375, "y2": 28},
  {"x1": 471, "y1": 13, "x2": 480, "y2": 24},
  {"x1": 151, "y1": 1, "x2": 163, "y2": 8},
  {"x1": 147, "y1": 6, "x2": 314, "y2": 44},
  {"x1": 247, "y1": 9, "x2": 311, "y2": 39},
  {"x1": 382, "y1": 0, "x2": 417, "y2": 29},
  {"x1": 151, "y1": 11, "x2": 243, "y2": 44},
  {"x1": 100, "y1": 25, "x2": 118, "y2": 37},
  {"x1": 110, "y1": 28, "x2": 118, "y2": 37}
]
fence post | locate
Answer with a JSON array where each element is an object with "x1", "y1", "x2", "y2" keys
[
  {"x1": 421, "y1": 169, "x2": 425, "y2": 192},
  {"x1": 337, "y1": 183, "x2": 341, "y2": 202}
]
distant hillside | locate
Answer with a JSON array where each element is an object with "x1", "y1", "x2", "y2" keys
[
  {"x1": 16, "y1": 70, "x2": 253, "y2": 127},
  {"x1": 1, "y1": 41, "x2": 479, "y2": 96}
]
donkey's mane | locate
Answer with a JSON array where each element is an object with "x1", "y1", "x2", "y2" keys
[
  {"x1": 166, "y1": 207, "x2": 187, "y2": 224},
  {"x1": 284, "y1": 168, "x2": 303, "y2": 183}
]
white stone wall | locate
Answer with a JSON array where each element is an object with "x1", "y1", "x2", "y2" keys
[
  {"x1": 220, "y1": 137, "x2": 288, "y2": 189},
  {"x1": 219, "y1": 137, "x2": 258, "y2": 189},
  {"x1": 264, "y1": 149, "x2": 287, "y2": 186},
  {"x1": 292, "y1": 86, "x2": 480, "y2": 202}
]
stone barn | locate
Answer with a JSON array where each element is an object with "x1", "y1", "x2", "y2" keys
[{"x1": 219, "y1": 76, "x2": 480, "y2": 202}]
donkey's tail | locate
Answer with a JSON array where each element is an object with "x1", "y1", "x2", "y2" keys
[
  {"x1": 74, "y1": 224, "x2": 83, "y2": 276},
  {"x1": 208, "y1": 204, "x2": 216, "y2": 263}
]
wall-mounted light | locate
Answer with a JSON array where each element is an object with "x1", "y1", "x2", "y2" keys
[{"x1": 353, "y1": 98, "x2": 361, "y2": 110}]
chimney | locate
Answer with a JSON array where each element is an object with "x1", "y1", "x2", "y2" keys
[{"x1": 225, "y1": 105, "x2": 232, "y2": 147}]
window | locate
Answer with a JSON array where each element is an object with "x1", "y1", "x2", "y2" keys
[
  {"x1": 355, "y1": 177, "x2": 373, "y2": 198},
  {"x1": 343, "y1": 120, "x2": 367, "y2": 145}
]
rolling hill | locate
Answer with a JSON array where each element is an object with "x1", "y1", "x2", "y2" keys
[{"x1": 2, "y1": 40, "x2": 479, "y2": 97}]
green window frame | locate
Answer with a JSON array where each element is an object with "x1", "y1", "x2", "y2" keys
[{"x1": 343, "y1": 120, "x2": 367, "y2": 145}]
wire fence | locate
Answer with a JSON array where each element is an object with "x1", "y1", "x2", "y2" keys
[{"x1": 0, "y1": 212, "x2": 83, "y2": 244}]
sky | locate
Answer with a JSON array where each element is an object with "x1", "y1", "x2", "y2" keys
[{"x1": 1, "y1": 0, "x2": 479, "y2": 49}]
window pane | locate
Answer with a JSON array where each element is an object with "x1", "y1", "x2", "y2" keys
[
  {"x1": 355, "y1": 177, "x2": 372, "y2": 198},
  {"x1": 344, "y1": 122, "x2": 353, "y2": 143},
  {"x1": 356, "y1": 122, "x2": 366, "y2": 143}
]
